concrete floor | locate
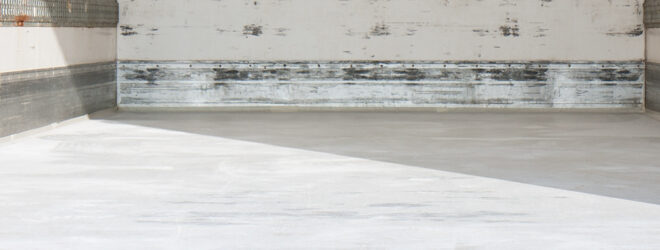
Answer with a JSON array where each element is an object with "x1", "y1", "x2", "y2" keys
[{"x1": 1, "y1": 111, "x2": 660, "y2": 249}]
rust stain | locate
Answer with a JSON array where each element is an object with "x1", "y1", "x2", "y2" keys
[{"x1": 15, "y1": 15, "x2": 30, "y2": 27}]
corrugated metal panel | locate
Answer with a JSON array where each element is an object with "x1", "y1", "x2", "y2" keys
[
  {"x1": 0, "y1": 62, "x2": 117, "y2": 137},
  {"x1": 647, "y1": 62, "x2": 660, "y2": 111},
  {"x1": 0, "y1": 0, "x2": 117, "y2": 27},
  {"x1": 646, "y1": 0, "x2": 660, "y2": 28}
]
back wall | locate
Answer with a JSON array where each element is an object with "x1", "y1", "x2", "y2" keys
[{"x1": 117, "y1": 0, "x2": 645, "y2": 110}]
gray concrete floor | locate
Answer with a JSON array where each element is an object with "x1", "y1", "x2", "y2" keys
[{"x1": 1, "y1": 111, "x2": 660, "y2": 249}]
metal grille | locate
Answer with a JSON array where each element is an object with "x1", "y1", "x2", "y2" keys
[
  {"x1": 646, "y1": 0, "x2": 660, "y2": 28},
  {"x1": 0, "y1": 0, "x2": 117, "y2": 27}
]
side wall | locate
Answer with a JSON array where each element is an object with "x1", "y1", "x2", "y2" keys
[
  {"x1": 118, "y1": 0, "x2": 645, "y2": 109},
  {"x1": 0, "y1": 0, "x2": 119, "y2": 137},
  {"x1": 647, "y1": 0, "x2": 660, "y2": 111}
]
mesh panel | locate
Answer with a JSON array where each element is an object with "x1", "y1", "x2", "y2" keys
[{"x1": 0, "y1": 0, "x2": 117, "y2": 27}]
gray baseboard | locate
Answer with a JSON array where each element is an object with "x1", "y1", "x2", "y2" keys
[
  {"x1": 118, "y1": 61, "x2": 644, "y2": 110},
  {"x1": 0, "y1": 62, "x2": 117, "y2": 137},
  {"x1": 648, "y1": 62, "x2": 660, "y2": 111}
]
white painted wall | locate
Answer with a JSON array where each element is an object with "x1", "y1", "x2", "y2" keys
[
  {"x1": 118, "y1": 0, "x2": 644, "y2": 61},
  {"x1": 648, "y1": 28, "x2": 660, "y2": 63},
  {"x1": 0, "y1": 27, "x2": 116, "y2": 73}
]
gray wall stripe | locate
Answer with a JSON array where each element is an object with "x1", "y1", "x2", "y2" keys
[{"x1": 0, "y1": 62, "x2": 117, "y2": 137}]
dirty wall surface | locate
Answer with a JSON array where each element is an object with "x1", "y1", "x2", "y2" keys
[{"x1": 117, "y1": 0, "x2": 642, "y2": 109}]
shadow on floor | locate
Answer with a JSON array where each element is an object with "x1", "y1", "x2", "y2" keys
[{"x1": 94, "y1": 111, "x2": 660, "y2": 205}]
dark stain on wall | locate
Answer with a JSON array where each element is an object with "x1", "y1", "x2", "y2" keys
[
  {"x1": 341, "y1": 67, "x2": 426, "y2": 81},
  {"x1": 472, "y1": 29, "x2": 491, "y2": 37},
  {"x1": 120, "y1": 25, "x2": 138, "y2": 36},
  {"x1": 131, "y1": 62, "x2": 643, "y2": 84},
  {"x1": 592, "y1": 69, "x2": 643, "y2": 82},
  {"x1": 370, "y1": 22, "x2": 391, "y2": 36},
  {"x1": 343, "y1": 68, "x2": 374, "y2": 80},
  {"x1": 499, "y1": 24, "x2": 520, "y2": 37},
  {"x1": 606, "y1": 25, "x2": 644, "y2": 37},
  {"x1": 243, "y1": 24, "x2": 263, "y2": 36},
  {"x1": 499, "y1": 17, "x2": 520, "y2": 37},
  {"x1": 213, "y1": 68, "x2": 250, "y2": 81},
  {"x1": 393, "y1": 68, "x2": 427, "y2": 81},
  {"x1": 485, "y1": 68, "x2": 549, "y2": 81},
  {"x1": 124, "y1": 68, "x2": 164, "y2": 85}
]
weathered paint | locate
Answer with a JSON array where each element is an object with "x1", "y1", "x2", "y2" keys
[
  {"x1": 647, "y1": 62, "x2": 660, "y2": 111},
  {"x1": 118, "y1": 61, "x2": 644, "y2": 109},
  {"x1": 117, "y1": 0, "x2": 644, "y2": 62},
  {"x1": 0, "y1": 62, "x2": 117, "y2": 137},
  {"x1": 0, "y1": 0, "x2": 118, "y2": 27}
]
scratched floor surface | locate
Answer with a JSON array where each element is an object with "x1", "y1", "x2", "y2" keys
[{"x1": 1, "y1": 111, "x2": 660, "y2": 249}]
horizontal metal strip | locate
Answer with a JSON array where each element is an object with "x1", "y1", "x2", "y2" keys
[
  {"x1": 117, "y1": 61, "x2": 643, "y2": 109},
  {"x1": 117, "y1": 81, "x2": 644, "y2": 87},
  {"x1": 118, "y1": 83, "x2": 642, "y2": 104},
  {"x1": 117, "y1": 103, "x2": 643, "y2": 109},
  {"x1": 118, "y1": 60, "x2": 645, "y2": 67},
  {"x1": 0, "y1": 63, "x2": 116, "y2": 101},
  {"x1": 1, "y1": 82, "x2": 115, "y2": 103},
  {"x1": 117, "y1": 62, "x2": 645, "y2": 84},
  {"x1": 0, "y1": 62, "x2": 116, "y2": 82}
]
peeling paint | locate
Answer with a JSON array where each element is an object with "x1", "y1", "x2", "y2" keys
[
  {"x1": 116, "y1": 0, "x2": 645, "y2": 61},
  {"x1": 370, "y1": 22, "x2": 391, "y2": 37},
  {"x1": 120, "y1": 25, "x2": 138, "y2": 36},
  {"x1": 606, "y1": 25, "x2": 644, "y2": 37},
  {"x1": 118, "y1": 61, "x2": 644, "y2": 109},
  {"x1": 243, "y1": 24, "x2": 263, "y2": 36}
]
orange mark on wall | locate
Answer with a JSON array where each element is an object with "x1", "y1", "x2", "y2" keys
[{"x1": 15, "y1": 15, "x2": 30, "y2": 27}]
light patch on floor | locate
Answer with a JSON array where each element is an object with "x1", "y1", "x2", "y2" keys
[{"x1": 0, "y1": 117, "x2": 660, "y2": 249}]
